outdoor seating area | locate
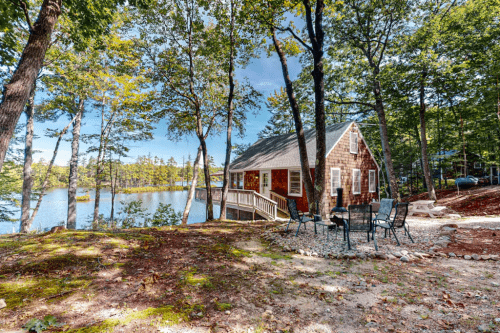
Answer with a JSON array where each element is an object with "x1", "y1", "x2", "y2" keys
[{"x1": 283, "y1": 196, "x2": 416, "y2": 254}]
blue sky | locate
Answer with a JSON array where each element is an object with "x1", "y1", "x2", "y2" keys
[{"x1": 21, "y1": 51, "x2": 303, "y2": 167}]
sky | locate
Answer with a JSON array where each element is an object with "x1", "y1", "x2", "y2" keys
[{"x1": 18, "y1": 51, "x2": 303, "y2": 168}]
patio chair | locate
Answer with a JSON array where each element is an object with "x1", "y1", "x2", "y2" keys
[
  {"x1": 285, "y1": 198, "x2": 317, "y2": 237},
  {"x1": 374, "y1": 202, "x2": 414, "y2": 246},
  {"x1": 345, "y1": 204, "x2": 375, "y2": 250},
  {"x1": 373, "y1": 198, "x2": 394, "y2": 224}
]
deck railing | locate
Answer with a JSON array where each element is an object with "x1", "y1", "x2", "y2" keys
[
  {"x1": 270, "y1": 191, "x2": 289, "y2": 215},
  {"x1": 195, "y1": 187, "x2": 277, "y2": 220}
]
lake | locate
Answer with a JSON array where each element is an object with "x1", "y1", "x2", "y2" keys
[{"x1": 0, "y1": 187, "x2": 220, "y2": 234}]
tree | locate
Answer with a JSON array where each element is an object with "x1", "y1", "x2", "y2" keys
[
  {"x1": 140, "y1": 0, "x2": 227, "y2": 221},
  {"x1": 326, "y1": 0, "x2": 418, "y2": 199},
  {"x1": 0, "y1": 0, "x2": 152, "y2": 173}
]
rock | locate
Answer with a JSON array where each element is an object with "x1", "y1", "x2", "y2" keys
[
  {"x1": 356, "y1": 253, "x2": 366, "y2": 259},
  {"x1": 393, "y1": 252, "x2": 403, "y2": 258},
  {"x1": 113, "y1": 277, "x2": 122, "y2": 282},
  {"x1": 346, "y1": 253, "x2": 356, "y2": 260},
  {"x1": 482, "y1": 255, "x2": 491, "y2": 260},
  {"x1": 365, "y1": 322, "x2": 378, "y2": 328},
  {"x1": 441, "y1": 226, "x2": 457, "y2": 232},
  {"x1": 490, "y1": 255, "x2": 499, "y2": 261},
  {"x1": 472, "y1": 254, "x2": 481, "y2": 261},
  {"x1": 298, "y1": 249, "x2": 305, "y2": 255},
  {"x1": 448, "y1": 253, "x2": 456, "y2": 257},
  {"x1": 491, "y1": 282, "x2": 499, "y2": 287},
  {"x1": 225, "y1": 310, "x2": 231, "y2": 315},
  {"x1": 401, "y1": 250, "x2": 408, "y2": 255},
  {"x1": 449, "y1": 214, "x2": 461, "y2": 219},
  {"x1": 477, "y1": 324, "x2": 491, "y2": 332},
  {"x1": 0, "y1": 299, "x2": 6, "y2": 309},
  {"x1": 494, "y1": 318, "x2": 500, "y2": 323},
  {"x1": 312, "y1": 252, "x2": 319, "y2": 257},
  {"x1": 429, "y1": 247, "x2": 439, "y2": 252},
  {"x1": 441, "y1": 223, "x2": 459, "y2": 229},
  {"x1": 414, "y1": 253, "x2": 425, "y2": 259},
  {"x1": 375, "y1": 252, "x2": 388, "y2": 260},
  {"x1": 400, "y1": 256, "x2": 410, "y2": 263},
  {"x1": 464, "y1": 255, "x2": 472, "y2": 260},
  {"x1": 49, "y1": 225, "x2": 66, "y2": 233},
  {"x1": 386, "y1": 254, "x2": 397, "y2": 260}
]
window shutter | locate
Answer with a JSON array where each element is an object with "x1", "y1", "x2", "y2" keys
[{"x1": 350, "y1": 132, "x2": 358, "y2": 154}]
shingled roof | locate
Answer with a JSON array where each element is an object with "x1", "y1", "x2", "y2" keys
[{"x1": 230, "y1": 122, "x2": 353, "y2": 171}]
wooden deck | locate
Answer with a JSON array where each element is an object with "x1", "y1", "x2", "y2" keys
[{"x1": 195, "y1": 188, "x2": 278, "y2": 220}]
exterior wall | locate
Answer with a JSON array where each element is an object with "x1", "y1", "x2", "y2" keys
[
  {"x1": 323, "y1": 123, "x2": 378, "y2": 216},
  {"x1": 244, "y1": 170, "x2": 260, "y2": 192},
  {"x1": 271, "y1": 168, "x2": 315, "y2": 212}
]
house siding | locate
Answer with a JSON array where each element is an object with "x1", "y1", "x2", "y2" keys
[
  {"x1": 271, "y1": 168, "x2": 314, "y2": 212},
  {"x1": 323, "y1": 123, "x2": 378, "y2": 215},
  {"x1": 244, "y1": 170, "x2": 260, "y2": 192}
]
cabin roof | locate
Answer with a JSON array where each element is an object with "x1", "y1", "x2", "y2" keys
[{"x1": 230, "y1": 122, "x2": 352, "y2": 171}]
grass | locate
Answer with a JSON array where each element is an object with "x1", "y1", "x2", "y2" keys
[{"x1": 76, "y1": 194, "x2": 91, "y2": 201}]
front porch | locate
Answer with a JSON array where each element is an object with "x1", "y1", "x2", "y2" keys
[{"x1": 195, "y1": 188, "x2": 282, "y2": 220}]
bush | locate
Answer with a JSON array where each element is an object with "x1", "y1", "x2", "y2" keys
[
  {"x1": 118, "y1": 200, "x2": 150, "y2": 228},
  {"x1": 148, "y1": 203, "x2": 181, "y2": 227}
]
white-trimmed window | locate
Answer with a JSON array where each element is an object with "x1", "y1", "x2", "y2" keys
[
  {"x1": 474, "y1": 162, "x2": 482, "y2": 169},
  {"x1": 288, "y1": 169, "x2": 302, "y2": 196},
  {"x1": 231, "y1": 172, "x2": 244, "y2": 189},
  {"x1": 369, "y1": 170, "x2": 376, "y2": 193},
  {"x1": 353, "y1": 169, "x2": 361, "y2": 195},
  {"x1": 350, "y1": 132, "x2": 358, "y2": 154},
  {"x1": 331, "y1": 168, "x2": 341, "y2": 196}
]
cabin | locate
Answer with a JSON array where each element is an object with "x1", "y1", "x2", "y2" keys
[{"x1": 225, "y1": 122, "x2": 380, "y2": 218}]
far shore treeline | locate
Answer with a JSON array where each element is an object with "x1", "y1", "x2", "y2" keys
[{"x1": 3, "y1": 154, "x2": 220, "y2": 192}]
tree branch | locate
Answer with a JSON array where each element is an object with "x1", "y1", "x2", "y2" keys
[
  {"x1": 276, "y1": 26, "x2": 313, "y2": 53},
  {"x1": 9, "y1": 0, "x2": 33, "y2": 32},
  {"x1": 325, "y1": 98, "x2": 375, "y2": 109}
]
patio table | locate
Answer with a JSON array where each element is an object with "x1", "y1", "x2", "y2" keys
[{"x1": 408, "y1": 200, "x2": 445, "y2": 218}]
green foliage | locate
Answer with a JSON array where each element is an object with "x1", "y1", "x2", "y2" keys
[
  {"x1": 23, "y1": 315, "x2": 63, "y2": 333},
  {"x1": 149, "y1": 203, "x2": 181, "y2": 227},
  {"x1": 118, "y1": 200, "x2": 149, "y2": 228}
]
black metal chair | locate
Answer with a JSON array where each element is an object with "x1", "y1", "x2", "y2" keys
[
  {"x1": 374, "y1": 202, "x2": 414, "y2": 246},
  {"x1": 346, "y1": 204, "x2": 375, "y2": 250},
  {"x1": 285, "y1": 198, "x2": 317, "y2": 237}
]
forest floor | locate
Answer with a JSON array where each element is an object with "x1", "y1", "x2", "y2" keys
[
  {"x1": 1, "y1": 221, "x2": 500, "y2": 333},
  {"x1": 405, "y1": 185, "x2": 500, "y2": 217}
]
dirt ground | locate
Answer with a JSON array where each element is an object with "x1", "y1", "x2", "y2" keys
[
  {"x1": 1, "y1": 221, "x2": 499, "y2": 333},
  {"x1": 406, "y1": 185, "x2": 500, "y2": 217}
]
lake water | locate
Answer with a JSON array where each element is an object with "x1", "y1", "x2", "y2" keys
[{"x1": 0, "y1": 187, "x2": 220, "y2": 234}]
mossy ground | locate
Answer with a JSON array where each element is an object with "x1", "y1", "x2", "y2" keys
[{"x1": 1, "y1": 221, "x2": 498, "y2": 333}]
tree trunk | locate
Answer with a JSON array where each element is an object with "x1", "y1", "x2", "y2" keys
[
  {"x1": 461, "y1": 115, "x2": 467, "y2": 176},
  {"x1": 0, "y1": 0, "x2": 62, "y2": 172},
  {"x1": 303, "y1": 0, "x2": 326, "y2": 215},
  {"x1": 199, "y1": 136, "x2": 213, "y2": 220},
  {"x1": 93, "y1": 100, "x2": 106, "y2": 228},
  {"x1": 20, "y1": 85, "x2": 36, "y2": 233},
  {"x1": 220, "y1": 0, "x2": 236, "y2": 221},
  {"x1": 419, "y1": 69, "x2": 437, "y2": 200},
  {"x1": 182, "y1": 145, "x2": 202, "y2": 225},
  {"x1": 67, "y1": 98, "x2": 84, "y2": 229},
  {"x1": 28, "y1": 112, "x2": 80, "y2": 227},
  {"x1": 271, "y1": 28, "x2": 315, "y2": 211},
  {"x1": 373, "y1": 78, "x2": 399, "y2": 200}
]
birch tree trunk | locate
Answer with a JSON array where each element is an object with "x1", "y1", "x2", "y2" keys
[
  {"x1": 419, "y1": 69, "x2": 437, "y2": 200},
  {"x1": 20, "y1": 85, "x2": 36, "y2": 233},
  {"x1": 67, "y1": 99, "x2": 84, "y2": 229},
  {"x1": 182, "y1": 145, "x2": 202, "y2": 225},
  {"x1": 0, "y1": 0, "x2": 62, "y2": 172},
  {"x1": 27, "y1": 112, "x2": 80, "y2": 228}
]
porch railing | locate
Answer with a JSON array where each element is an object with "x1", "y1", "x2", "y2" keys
[
  {"x1": 270, "y1": 191, "x2": 289, "y2": 215},
  {"x1": 195, "y1": 187, "x2": 277, "y2": 220}
]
